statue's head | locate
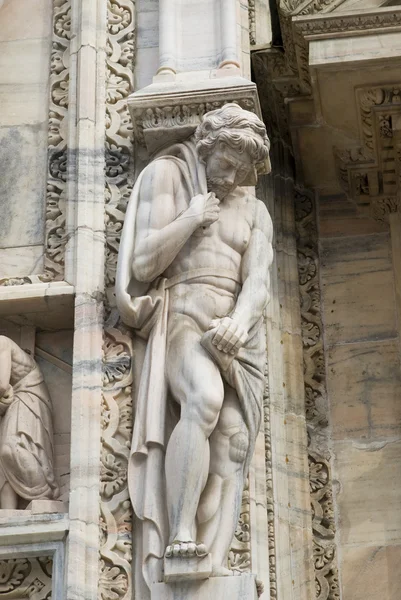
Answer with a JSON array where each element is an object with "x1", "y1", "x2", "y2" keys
[{"x1": 194, "y1": 103, "x2": 270, "y2": 199}]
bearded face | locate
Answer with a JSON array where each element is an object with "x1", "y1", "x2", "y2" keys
[{"x1": 204, "y1": 142, "x2": 253, "y2": 200}]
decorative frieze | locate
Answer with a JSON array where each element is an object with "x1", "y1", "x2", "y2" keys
[
  {"x1": 100, "y1": 328, "x2": 133, "y2": 600},
  {"x1": 44, "y1": 0, "x2": 71, "y2": 282},
  {"x1": 127, "y1": 78, "x2": 264, "y2": 157},
  {"x1": 295, "y1": 189, "x2": 340, "y2": 600},
  {"x1": 100, "y1": 1, "x2": 136, "y2": 599},
  {"x1": 263, "y1": 365, "x2": 277, "y2": 600},
  {"x1": 248, "y1": 0, "x2": 256, "y2": 46},
  {"x1": 293, "y1": 6, "x2": 401, "y2": 37}
]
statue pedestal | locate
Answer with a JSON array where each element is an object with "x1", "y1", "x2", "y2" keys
[
  {"x1": 152, "y1": 573, "x2": 258, "y2": 600},
  {"x1": 164, "y1": 553, "x2": 212, "y2": 582}
]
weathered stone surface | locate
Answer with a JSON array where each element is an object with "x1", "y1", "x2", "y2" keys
[
  {"x1": 321, "y1": 233, "x2": 397, "y2": 345},
  {"x1": 334, "y1": 438, "x2": 401, "y2": 547},
  {"x1": 327, "y1": 340, "x2": 401, "y2": 440}
]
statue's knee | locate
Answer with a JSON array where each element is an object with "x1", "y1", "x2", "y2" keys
[
  {"x1": 229, "y1": 431, "x2": 249, "y2": 464},
  {"x1": 0, "y1": 443, "x2": 15, "y2": 469},
  {"x1": 186, "y1": 389, "x2": 223, "y2": 434}
]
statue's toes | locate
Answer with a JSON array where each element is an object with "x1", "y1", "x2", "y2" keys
[
  {"x1": 165, "y1": 545, "x2": 173, "y2": 558},
  {"x1": 187, "y1": 542, "x2": 196, "y2": 556},
  {"x1": 180, "y1": 542, "x2": 189, "y2": 556},
  {"x1": 196, "y1": 543, "x2": 207, "y2": 557}
]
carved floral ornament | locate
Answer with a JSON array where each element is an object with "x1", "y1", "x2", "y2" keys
[
  {"x1": 128, "y1": 92, "x2": 263, "y2": 158},
  {"x1": 335, "y1": 85, "x2": 401, "y2": 222},
  {"x1": 100, "y1": 1, "x2": 136, "y2": 598},
  {"x1": 0, "y1": 557, "x2": 52, "y2": 599},
  {"x1": 295, "y1": 190, "x2": 340, "y2": 600}
]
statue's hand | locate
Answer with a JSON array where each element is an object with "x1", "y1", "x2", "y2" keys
[
  {"x1": 209, "y1": 317, "x2": 248, "y2": 355},
  {"x1": 0, "y1": 385, "x2": 13, "y2": 416},
  {"x1": 188, "y1": 192, "x2": 220, "y2": 228}
]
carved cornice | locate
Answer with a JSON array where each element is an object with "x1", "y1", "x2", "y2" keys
[
  {"x1": 279, "y1": 0, "x2": 346, "y2": 17},
  {"x1": 129, "y1": 80, "x2": 262, "y2": 156},
  {"x1": 293, "y1": 6, "x2": 401, "y2": 37},
  {"x1": 293, "y1": 7, "x2": 401, "y2": 91},
  {"x1": 127, "y1": 78, "x2": 264, "y2": 158},
  {"x1": 254, "y1": 7, "x2": 401, "y2": 99}
]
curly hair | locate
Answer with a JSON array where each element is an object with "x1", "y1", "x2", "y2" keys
[{"x1": 194, "y1": 103, "x2": 270, "y2": 165}]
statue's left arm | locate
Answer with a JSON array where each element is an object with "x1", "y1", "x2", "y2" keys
[{"x1": 210, "y1": 200, "x2": 273, "y2": 355}]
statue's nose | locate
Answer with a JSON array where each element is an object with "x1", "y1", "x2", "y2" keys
[{"x1": 224, "y1": 170, "x2": 236, "y2": 186}]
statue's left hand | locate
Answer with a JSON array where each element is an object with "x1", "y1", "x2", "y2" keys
[{"x1": 208, "y1": 317, "x2": 248, "y2": 355}]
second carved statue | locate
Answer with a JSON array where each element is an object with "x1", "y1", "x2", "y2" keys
[
  {"x1": 116, "y1": 103, "x2": 273, "y2": 597},
  {"x1": 0, "y1": 335, "x2": 59, "y2": 509}
]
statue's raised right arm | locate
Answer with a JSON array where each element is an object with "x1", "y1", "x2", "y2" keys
[{"x1": 132, "y1": 160, "x2": 220, "y2": 283}]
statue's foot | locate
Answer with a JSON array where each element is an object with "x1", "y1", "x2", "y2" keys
[
  {"x1": 165, "y1": 541, "x2": 208, "y2": 558},
  {"x1": 256, "y1": 578, "x2": 264, "y2": 597}
]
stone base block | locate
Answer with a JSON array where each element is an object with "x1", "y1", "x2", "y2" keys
[
  {"x1": 26, "y1": 500, "x2": 67, "y2": 514},
  {"x1": 164, "y1": 553, "x2": 212, "y2": 582},
  {"x1": 152, "y1": 573, "x2": 258, "y2": 600}
]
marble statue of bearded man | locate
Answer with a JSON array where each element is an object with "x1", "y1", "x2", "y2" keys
[{"x1": 116, "y1": 103, "x2": 273, "y2": 596}]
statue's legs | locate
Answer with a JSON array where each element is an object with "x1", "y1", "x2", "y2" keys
[
  {"x1": 197, "y1": 384, "x2": 248, "y2": 575},
  {"x1": 165, "y1": 315, "x2": 225, "y2": 549}
]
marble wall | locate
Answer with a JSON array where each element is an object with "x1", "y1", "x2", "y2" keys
[
  {"x1": 0, "y1": 0, "x2": 52, "y2": 279},
  {"x1": 318, "y1": 193, "x2": 401, "y2": 600}
]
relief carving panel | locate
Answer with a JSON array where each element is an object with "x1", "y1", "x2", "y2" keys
[
  {"x1": 295, "y1": 190, "x2": 340, "y2": 600},
  {"x1": 0, "y1": 556, "x2": 52, "y2": 599}
]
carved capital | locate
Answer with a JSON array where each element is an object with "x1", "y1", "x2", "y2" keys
[{"x1": 127, "y1": 78, "x2": 267, "y2": 163}]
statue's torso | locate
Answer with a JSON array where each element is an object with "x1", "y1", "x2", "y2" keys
[{"x1": 164, "y1": 186, "x2": 255, "y2": 291}]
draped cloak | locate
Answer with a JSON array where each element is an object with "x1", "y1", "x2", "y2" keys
[
  {"x1": 0, "y1": 363, "x2": 57, "y2": 500},
  {"x1": 116, "y1": 139, "x2": 265, "y2": 593}
]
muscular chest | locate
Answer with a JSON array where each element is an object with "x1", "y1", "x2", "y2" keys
[{"x1": 205, "y1": 201, "x2": 252, "y2": 254}]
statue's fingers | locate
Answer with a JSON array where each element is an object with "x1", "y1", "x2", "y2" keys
[
  {"x1": 217, "y1": 328, "x2": 236, "y2": 352},
  {"x1": 232, "y1": 335, "x2": 246, "y2": 353},
  {"x1": 212, "y1": 326, "x2": 226, "y2": 346}
]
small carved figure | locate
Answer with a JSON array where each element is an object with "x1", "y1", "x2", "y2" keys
[
  {"x1": 117, "y1": 103, "x2": 272, "y2": 595},
  {"x1": 0, "y1": 336, "x2": 59, "y2": 508}
]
